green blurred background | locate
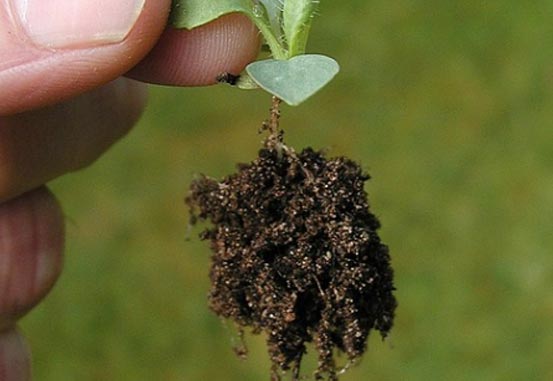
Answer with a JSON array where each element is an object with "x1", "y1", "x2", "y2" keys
[{"x1": 21, "y1": 1, "x2": 553, "y2": 380}]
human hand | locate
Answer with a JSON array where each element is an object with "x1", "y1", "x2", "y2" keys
[{"x1": 0, "y1": 1, "x2": 260, "y2": 379}]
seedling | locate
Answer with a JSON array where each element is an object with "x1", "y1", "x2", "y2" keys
[
  {"x1": 171, "y1": 0, "x2": 339, "y2": 105},
  {"x1": 174, "y1": 1, "x2": 397, "y2": 380}
]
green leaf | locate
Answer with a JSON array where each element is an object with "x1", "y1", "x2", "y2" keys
[
  {"x1": 258, "y1": 0, "x2": 283, "y2": 38},
  {"x1": 246, "y1": 54, "x2": 339, "y2": 106},
  {"x1": 170, "y1": 0, "x2": 253, "y2": 30},
  {"x1": 283, "y1": 0, "x2": 318, "y2": 56}
]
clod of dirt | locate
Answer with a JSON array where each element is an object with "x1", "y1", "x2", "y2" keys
[{"x1": 187, "y1": 145, "x2": 397, "y2": 380}]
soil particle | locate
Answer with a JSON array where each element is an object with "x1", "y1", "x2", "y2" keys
[{"x1": 186, "y1": 142, "x2": 397, "y2": 380}]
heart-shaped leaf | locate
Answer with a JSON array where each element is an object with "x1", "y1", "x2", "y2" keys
[{"x1": 246, "y1": 54, "x2": 339, "y2": 106}]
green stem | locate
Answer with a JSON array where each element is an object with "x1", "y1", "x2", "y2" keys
[{"x1": 251, "y1": 17, "x2": 288, "y2": 60}]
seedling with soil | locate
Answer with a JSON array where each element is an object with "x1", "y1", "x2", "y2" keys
[{"x1": 174, "y1": 1, "x2": 397, "y2": 380}]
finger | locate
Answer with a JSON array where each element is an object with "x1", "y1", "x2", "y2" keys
[
  {"x1": 0, "y1": 0, "x2": 170, "y2": 115},
  {"x1": 0, "y1": 329, "x2": 31, "y2": 381},
  {"x1": 128, "y1": 13, "x2": 261, "y2": 86},
  {"x1": 0, "y1": 188, "x2": 64, "y2": 331},
  {"x1": 0, "y1": 78, "x2": 147, "y2": 202}
]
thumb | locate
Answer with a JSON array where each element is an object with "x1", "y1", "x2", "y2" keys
[{"x1": 0, "y1": 0, "x2": 171, "y2": 115}]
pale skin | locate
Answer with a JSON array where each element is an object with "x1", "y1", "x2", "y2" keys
[{"x1": 0, "y1": 1, "x2": 260, "y2": 379}]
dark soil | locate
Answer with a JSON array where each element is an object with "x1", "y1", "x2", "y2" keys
[{"x1": 186, "y1": 101, "x2": 397, "y2": 380}]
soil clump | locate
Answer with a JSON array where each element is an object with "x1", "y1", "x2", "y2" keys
[{"x1": 186, "y1": 99, "x2": 396, "y2": 380}]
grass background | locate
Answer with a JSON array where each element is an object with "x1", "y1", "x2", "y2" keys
[{"x1": 21, "y1": 1, "x2": 553, "y2": 380}]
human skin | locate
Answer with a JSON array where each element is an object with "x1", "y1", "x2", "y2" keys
[{"x1": 0, "y1": 0, "x2": 260, "y2": 379}]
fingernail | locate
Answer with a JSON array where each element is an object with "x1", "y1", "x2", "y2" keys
[{"x1": 11, "y1": 0, "x2": 146, "y2": 49}]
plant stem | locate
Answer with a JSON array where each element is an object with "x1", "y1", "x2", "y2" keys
[
  {"x1": 264, "y1": 96, "x2": 282, "y2": 149},
  {"x1": 269, "y1": 96, "x2": 282, "y2": 135},
  {"x1": 254, "y1": 23, "x2": 288, "y2": 59},
  {"x1": 250, "y1": 15, "x2": 288, "y2": 60}
]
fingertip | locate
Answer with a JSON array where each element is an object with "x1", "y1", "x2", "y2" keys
[
  {"x1": 0, "y1": 188, "x2": 64, "y2": 329},
  {"x1": 128, "y1": 13, "x2": 261, "y2": 86},
  {"x1": 0, "y1": 329, "x2": 31, "y2": 381}
]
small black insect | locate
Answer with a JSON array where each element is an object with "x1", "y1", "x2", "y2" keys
[{"x1": 216, "y1": 72, "x2": 241, "y2": 86}]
